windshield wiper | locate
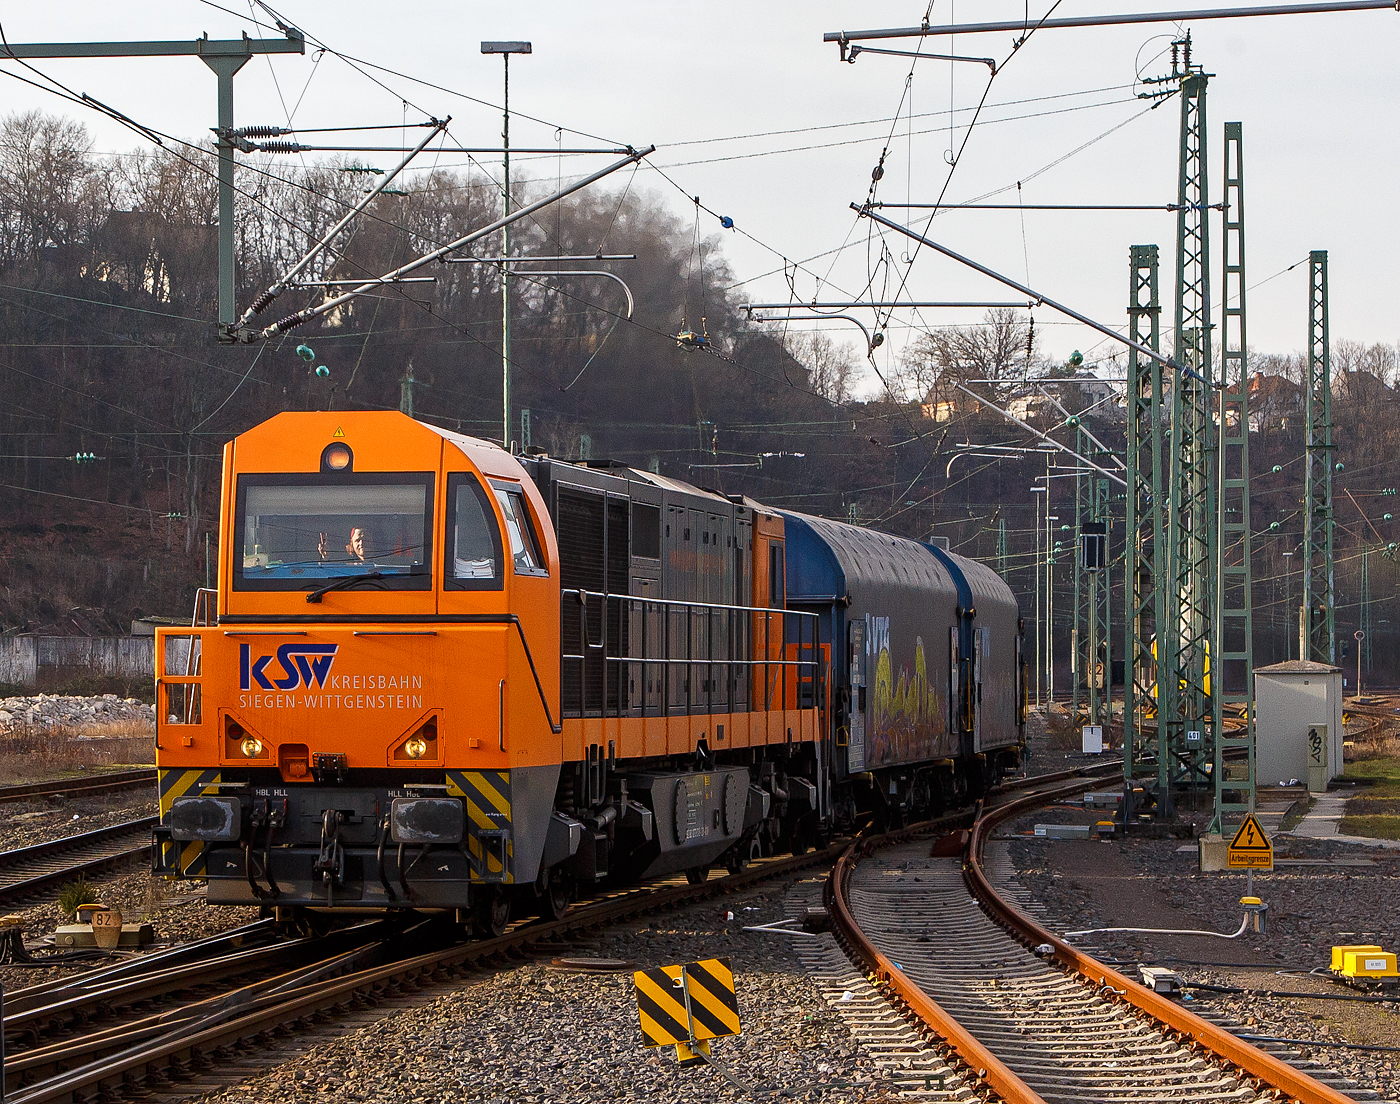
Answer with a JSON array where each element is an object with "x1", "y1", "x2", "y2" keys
[{"x1": 305, "y1": 571, "x2": 385, "y2": 604}]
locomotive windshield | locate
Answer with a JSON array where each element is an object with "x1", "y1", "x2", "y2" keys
[{"x1": 235, "y1": 474, "x2": 433, "y2": 590}]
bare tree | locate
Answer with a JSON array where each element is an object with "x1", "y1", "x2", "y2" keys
[
  {"x1": 893, "y1": 308, "x2": 1038, "y2": 409},
  {"x1": 0, "y1": 111, "x2": 104, "y2": 269},
  {"x1": 780, "y1": 330, "x2": 859, "y2": 404}
]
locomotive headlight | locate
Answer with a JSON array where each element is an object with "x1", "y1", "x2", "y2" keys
[
  {"x1": 403, "y1": 735, "x2": 429, "y2": 760},
  {"x1": 320, "y1": 442, "x2": 353, "y2": 472},
  {"x1": 240, "y1": 736, "x2": 264, "y2": 759}
]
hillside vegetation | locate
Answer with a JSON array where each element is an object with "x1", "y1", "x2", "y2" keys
[{"x1": 2, "y1": 110, "x2": 1399, "y2": 687}]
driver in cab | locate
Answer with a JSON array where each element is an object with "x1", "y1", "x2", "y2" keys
[{"x1": 318, "y1": 526, "x2": 371, "y2": 564}]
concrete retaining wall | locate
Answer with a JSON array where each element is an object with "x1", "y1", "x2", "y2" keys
[{"x1": 0, "y1": 637, "x2": 155, "y2": 689}]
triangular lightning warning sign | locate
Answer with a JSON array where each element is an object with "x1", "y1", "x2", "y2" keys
[
  {"x1": 333, "y1": 426, "x2": 345, "y2": 438},
  {"x1": 1229, "y1": 814, "x2": 1271, "y2": 852}
]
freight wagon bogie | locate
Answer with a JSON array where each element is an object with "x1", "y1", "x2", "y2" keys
[{"x1": 154, "y1": 412, "x2": 1023, "y2": 931}]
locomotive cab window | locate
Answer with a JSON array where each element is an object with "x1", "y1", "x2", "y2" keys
[
  {"x1": 235, "y1": 474, "x2": 433, "y2": 591},
  {"x1": 445, "y1": 473, "x2": 504, "y2": 589},
  {"x1": 490, "y1": 482, "x2": 547, "y2": 576}
]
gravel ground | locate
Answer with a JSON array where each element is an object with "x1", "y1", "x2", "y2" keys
[
  {"x1": 0, "y1": 787, "x2": 157, "y2": 853},
  {"x1": 190, "y1": 880, "x2": 895, "y2": 1104},
  {"x1": 1006, "y1": 802, "x2": 1400, "y2": 1098}
]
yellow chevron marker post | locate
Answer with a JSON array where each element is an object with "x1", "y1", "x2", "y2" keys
[{"x1": 634, "y1": 956, "x2": 741, "y2": 1068}]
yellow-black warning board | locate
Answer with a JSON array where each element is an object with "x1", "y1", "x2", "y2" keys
[
  {"x1": 1227, "y1": 814, "x2": 1273, "y2": 869},
  {"x1": 634, "y1": 956, "x2": 741, "y2": 1058}
]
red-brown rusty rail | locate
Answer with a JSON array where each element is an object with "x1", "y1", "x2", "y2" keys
[{"x1": 965, "y1": 784, "x2": 1359, "y2": 1104}]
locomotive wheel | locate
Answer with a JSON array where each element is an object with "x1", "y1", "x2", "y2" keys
[
  {"x1": 724, "y1": 838, "x2": 758, "y2": 875},
  {"x1": 472, "y1": 889, "x2": 512, "y2": 938},
  {"x1": 684, "y1": 865, "x2": 710, "y2": 885},
  {"x1": 543, "y1": 876, "x2": 574, "y2": 921}
]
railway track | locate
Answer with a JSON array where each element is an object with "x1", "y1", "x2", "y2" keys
[
  {"x1": 826, "y1": 773, "x2": 1381, "y2": 1104},
  {"x1": 0, "y1": 770, "x2": 157, "y2": 805},
  {"x1": 0, "y1": 819, "x2": 157, "y2": 909},
  {"x1": 2, "y1": 836, "x2": 847, "y2": 1103}
]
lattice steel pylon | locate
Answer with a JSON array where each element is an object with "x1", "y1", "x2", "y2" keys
[
  {"x1": 1211, "y1": 121, "x2": 1256, "y2": 830},
  {"x1": 1123, "y1": 244, "x2": 1166, "y2": 811},
  {"x1": 1091, "y1": 473, "x2": 1112, "y2": 731},
  {"x1": 1163, "y1": 49, "x2": 1217, "y2": 816},
  {"x1": 1073, "y1": 427, "x2": 1112, "y2": 729},
  {"x1": 1304, "y1": 250, "x2": 1335, "y2": 664}
]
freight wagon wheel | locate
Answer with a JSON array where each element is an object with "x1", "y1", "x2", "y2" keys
[
  {"x1": 684, "y1": 865, "x2": 710, "y2": 885},
  {"x1": 472, "y1": 889, "x2": 512, "y2": 938}
]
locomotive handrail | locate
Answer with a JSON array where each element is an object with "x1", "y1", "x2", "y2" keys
[
  {"x1": 557, "y1": 654, "x2": 815, "y2": 667},
  {"x1": 564, "y1": 588, "x2": 822, "y2": 618},
  {"x1": 560, "y1": 587, "x2": 820, "y2": 720},
  {"x1": 503, "y1": 613, "x2": 563, "y2": 735}
]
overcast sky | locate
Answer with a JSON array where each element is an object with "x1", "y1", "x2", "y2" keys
[{"x1": 3, "y1": 2, "x2": 1396, "y2": 393}]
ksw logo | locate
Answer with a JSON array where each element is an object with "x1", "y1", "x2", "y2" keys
[{"x1": 239, "y1": 643, "x2": 338, "y2": 691}]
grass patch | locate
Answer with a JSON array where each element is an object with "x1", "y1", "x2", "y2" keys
[
  {"x1": 1341, "y1": 754, "x2": 1400, "y2": 799},
  {"x1": 1339, "y1": 755, "x2": 1400, "y2": 838},
  {"x1": 56, "y1": 879, "x2": 99, "y2": 917},
  {"x1": 1279, "y1": 796, "x2": 1315, "y2": 832},
  {"x1": 1338, "y1": 814, "x2": 1400, "y2": 840},
  {"x1": 0, "y1": 729, "x2": 155, "y2": 785}
]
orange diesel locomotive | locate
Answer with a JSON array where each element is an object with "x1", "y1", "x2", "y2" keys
[{"x1": 155, "y1": 411, "x2": 1022, "y2": 933}]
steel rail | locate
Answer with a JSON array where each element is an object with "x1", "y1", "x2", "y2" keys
[
  {"x1": 0, "y1": 770, "x2": 157, "y2": 804},
  {"x1": 965, "y1": 786, "x2": 1360, "y2": 1104},
  {"x1": 0, "y1": 818, "x2": 157, "y2": 907},
  {"x1": 0, "y1": 847, "x2": 151, "y2": 908},
  {"x1": 5, "y1": 844, "x2": 846, "y2": 1104},
  {"x1": 827, "y1": 821, "x2": 1032, "y2": 1102},
  {"x1": 5, "y1": 762, "x2": 1123, "y2": 1103},
  {"x1": 2, "y1": 920, "x2": 279, "y2": 1017},
  {"x1": 0, "y1": 818, "x2": 157, "y2": 868},
  {"x1": 825, "y1": 773, "x2": 1117, "y2": 1104}
]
